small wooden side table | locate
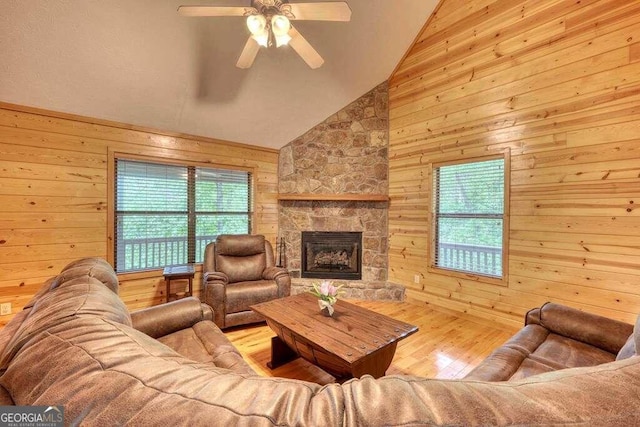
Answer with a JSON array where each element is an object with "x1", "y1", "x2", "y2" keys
[{"x1": 162, "y1": 264, "x2": 194, "y2": 302}]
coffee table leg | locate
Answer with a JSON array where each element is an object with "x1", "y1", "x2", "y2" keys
[{"x1": 267, "y1": 336, "x2": 299, "y2": 369}]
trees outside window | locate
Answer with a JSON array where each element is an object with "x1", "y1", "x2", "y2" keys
[
  {"x1": 432, "y1": 155, "x2": 508, "y2": 279},
  {"x1": 114, "y1": 159, "x2": 251, "y2": 273}
]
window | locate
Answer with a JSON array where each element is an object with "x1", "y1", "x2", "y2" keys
[
  {"x1": 432, "y1": 155, "x2": 508, "y2": 279},
  {"x1": 114, "y1": 159, "x2": 251, "y2": 273}
]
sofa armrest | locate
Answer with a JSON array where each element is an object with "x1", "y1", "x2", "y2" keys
[
  {"x1": 525, "y1": 307, "x2": 541, "y2": 325},
  {"x1": 131, "y1": 297, "x2": 206, "y2": 339},
  {"x1": 262, "y1": 266, "x2": 288, "y2": 281},
  {"x1": 202, "y1": 280, "x2": 226, "y2": 328},
  {"x1": 527, "y1": 302, "x2": 633, "y2": 354},
  {"x1": 201, "y1": 303, "x2": 214, "y2": 321},
  {"x1": 203, "y1": 271, "x2": 228, "y2": 284},
  {"x1": 264, "y1": 266, "x2": 291, "y2": 298}
]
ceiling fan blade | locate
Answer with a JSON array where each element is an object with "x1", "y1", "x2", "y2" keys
[
  {"x1": 177, "y1": 6, "x2": 257, "y2": 17},
  {"x1": 288, "y1": 25, "x2": 324, "y2": 69},
  {"x1": 236, "y1": 37, "x2": 260, "y2": 69},
  {"x1": 285, "y1": 2, "x2": 352, "y2": 21}
]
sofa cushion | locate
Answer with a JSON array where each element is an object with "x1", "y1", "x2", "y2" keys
[
  {"x1": 0, "y1": 386, "x2": 14, "y2": 406},
  {"x1": 216, "y1": 234, "x2": 265, "y2": 257},
  {"x1": 508, "y1": 356, "x2": 558, "y2": 381},
  {"x1": 0, "y1": 309, "x2": 29, "y2": 357},
  {"x1": 465, "y1": 324, "x2": 549, "y2": 381},
  {"x1": 24, "y1": 258, "x2": 118, "y2": 309},
  {"x1": 504, "y1": 336, "x2": 616, "y2": 381},
  {"x1": 0, "y1": 276, "x2": 132, "y2": 370},
  {"x1": 617, "y1": 334, "x2": 636, "y2": 360},
  {"x1": 29, "y1": 277, "x2": 131, "y2": 327},
  {"x1": 535, "y1": 302, "x2": 631, "y2": 354},
  {"x1": 158, "y1": 321, "x2": 255, "y2": 375},
  {"x1": 217, "y1": 254, "x2": 266, "y2": 283},
  {"x1": 530, "y1": 333, "x2": 615, "y2": 368},
  {"x1": 225, "y1": 280, "x2": 278, "y2": 314},
  {"x1": 618, "y1": 313, "x2": 640, "y2": 360},
  {"x1": 53, "y1": 257, "x2": 119, "y2": 293},
  {"x1": 215, "y1": 235, "x2": 266, "y2": 283}
]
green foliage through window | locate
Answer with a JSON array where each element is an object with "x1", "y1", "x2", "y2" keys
[
  {"x1": 115, "y1": 159, "x2": 251, "y2": 272},
  {"x1": 434, "y1": 158, "x2": 504, "y2": 278}
]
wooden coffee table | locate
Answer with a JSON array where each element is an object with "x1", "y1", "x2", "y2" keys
[{"x1": 251, "y1": 293, "x2": 418, "y2": 380}]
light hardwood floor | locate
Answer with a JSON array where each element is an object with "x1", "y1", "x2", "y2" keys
[{"x1": 226, "y1": 300, "x2": 517, "y2": 385}]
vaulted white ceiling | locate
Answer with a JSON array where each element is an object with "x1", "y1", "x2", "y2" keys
[{"x1": 0, "y1": 0, "x2": 437, "y2": 149}]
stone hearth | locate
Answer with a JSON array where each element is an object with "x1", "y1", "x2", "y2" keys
[{"x1": 278, "y1": 82, "x2": 403, "y2": 301}]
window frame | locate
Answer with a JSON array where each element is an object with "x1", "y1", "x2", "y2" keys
[
  {"x1": 429, "y1": 150, "x2": 510, "y2": 286},
  {"x1": 107, "y1": 151, "x2": 254, "y2": 275}
]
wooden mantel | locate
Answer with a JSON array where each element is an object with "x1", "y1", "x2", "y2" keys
[{"x1": 277, "y1": 193, "x2": 389, "y2": 202}]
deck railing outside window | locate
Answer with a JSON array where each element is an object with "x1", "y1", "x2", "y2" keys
[
  {"x1": 114, "y1": 158, "x2": 251, "y2": 273},
  {"x1": 437, "y1": 242, "x2": 502, "y2": 278},
  {"x1": 117, "y1": 235, "x2": 217, "y2": 272},
  {"x1": 433, "y1": 156, "x2": 507, "y2": 279}
]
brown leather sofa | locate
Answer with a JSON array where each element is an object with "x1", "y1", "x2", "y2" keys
[
  {"x1": 202, "y1": 234, "x2": 290, "y2": 329},
  {"x1": 465, "y1": 302, "x2": 635, "y2": 381},
  {"x1": 2, "y1": 258, "x2": 640, "y2": 425}
]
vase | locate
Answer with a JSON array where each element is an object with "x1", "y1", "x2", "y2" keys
[{"x1": 318, "y1": 299, "x2": 335, "y2": 317}]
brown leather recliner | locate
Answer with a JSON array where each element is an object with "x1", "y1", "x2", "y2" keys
[{"x1": 202, "y1": 234, "x2": 290, "y2": 329}]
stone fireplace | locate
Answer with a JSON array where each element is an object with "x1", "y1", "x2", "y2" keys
[
  {"x1": 301, "y1": 231, "x2": 362, "y2": 280},
  {"x1": 277, "y1": 82, "x2": 404, "y2": 301}
]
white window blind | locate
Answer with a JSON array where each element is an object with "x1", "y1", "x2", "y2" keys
[
  {"x1": 433, "y1": 158, "x2": 505, "y2": 278},
  {"x1": 115, "y1": 159, "x2": 251, "y2": 272},
  {"x1": 194, "y1": 167, "x2": 252, "y2": 262}
]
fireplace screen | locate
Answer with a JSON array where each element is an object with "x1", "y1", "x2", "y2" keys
[{"x1": 301, "y1": 231, "x2": 362, "y2": 280}]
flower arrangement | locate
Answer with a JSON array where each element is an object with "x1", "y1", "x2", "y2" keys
[{"x1": 310, "y1": 281, "x2": 344, "y2": 316}]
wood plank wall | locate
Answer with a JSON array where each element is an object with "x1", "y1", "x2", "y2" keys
[
  {"x1": 388, "y1": 0, "x2": 640, "y2": 328},
  {"x1": 0, "y1": 103, "x2": 279, "y2": 324}
]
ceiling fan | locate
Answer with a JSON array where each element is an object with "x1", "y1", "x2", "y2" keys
[{"x1": 178, "y1": 1, "x2": 351, "y2": 69}]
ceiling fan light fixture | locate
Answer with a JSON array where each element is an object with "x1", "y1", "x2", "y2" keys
[
  {"x1": 271, "y1": 14, "x2": 291, "y2": 47},
  {"x1": 247, "y1": 14, "x2": 269, "y2": 47},
  {"x1": 271, "y1": 14, "x2": 290, "y2": 35},
  {"x1": 251, "y1": 32, "x2": 269, "y2": 48},
  {"x1": 246, "y1": 14, "x2": 267, "y2": 36},
  {"x1": 178, "y1": 1, "x2": 353, "y2": 69},
  {"x1": 274, "y1": 33, "x2": 291, "y2": 47}
]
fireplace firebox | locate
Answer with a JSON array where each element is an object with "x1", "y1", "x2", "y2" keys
[{"x1": 301, "y1": 231, "x2": 362, "y2": 280}]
